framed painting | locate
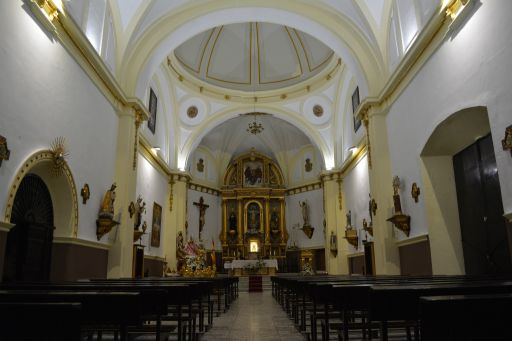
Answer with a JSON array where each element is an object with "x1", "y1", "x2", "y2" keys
[
  {"x1": 352, "y1": 86, "x2": 361, "y2": 133},
  {"x1": 151, "y1": 202, "x2": 162, "y2": 247},
  {"x1": 243, "y1": 161, "x2": 263, "y2": 187},
  {"x1": 148, "y1": 88, "x2": 157, "y2": 134}
]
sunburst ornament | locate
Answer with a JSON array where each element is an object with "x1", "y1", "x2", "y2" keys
[{"x1": 50, "y1": 136, "x2": 69, "y2": 176}]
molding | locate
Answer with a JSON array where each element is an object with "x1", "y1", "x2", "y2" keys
[
  {"x1": 29, "y1": 1, "x2": 149, "y2": 120},
  {"x1": 188, "y1": 182, "x2": 221, "y2": 196},
  {"x1": 355, "y1": 2, "x2": 461, "y2": 121},
  {"x1": 0, "y1": 221, "x2": 15, "y2": 233},
  {"x1": 167, "y1": 55, "x2": 342, "y2": 103},
  {"x1": 396, "y1": 234, "x2": 429, "y2": 248},
  {"x1": 504, "y1": 211, "x2": 512, "y2": 223},
  {"x1": 347, "y1": 251, "x2": 364, "y2": 258},
  {"x1": 286, "y1": 181, "x2": 323, "y2": 195},
  {"x1": 144, "y1": 255, "x2": 166, "y2": 262},
  {"x1": 53, "y1": 236, "x2": 111, "y2": 250},
  {"x1": 4, "y1": 150, "x2": 79, "y2": 236}
]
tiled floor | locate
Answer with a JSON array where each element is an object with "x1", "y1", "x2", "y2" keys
[{"x1": 201, "y1": 291, "x2": 305, "y2": 341}]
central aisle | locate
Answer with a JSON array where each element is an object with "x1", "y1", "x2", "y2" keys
[{"x1": 202, "y1": 291, "x2": 305, "y2": 341}]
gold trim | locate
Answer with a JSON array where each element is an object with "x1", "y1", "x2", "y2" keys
[
  {"x1": 188, "y1": 182, "x2": 221, "y2": 196},
  {"x1": 396, "y1": 234, "x2": 429, "y2": 247},
  {"x1": 294, "y1": 28, "x2": 334, "y2": 72},
  {"x1": 206, "y1": 25, "x2": 252, "y2": 85},
  {"x1": 285, "y1": 181, "x2": 323, "y2": 195},
  {"x1": 257, "y1": 24, "x2": 303, "y2": 85},
  {"x1": 174, "y1": 28, "x2": 215, "y2": 74},
  {"x1": 167, "y1": 55, "x2": 341, "y2": 103},
  {"x1": 4, "y1": 150, "x2": 79, "y2": 237},
  {"x1": 53, "y1": 236, "x2": 111, "y2": 250}
]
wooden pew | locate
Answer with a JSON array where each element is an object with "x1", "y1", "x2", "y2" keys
[
  {"x1": 369, "y1": 281, "x2": 512, "y2": 341},
  {"x1": 420, "y1": 293, "x2": 512, "y2": 341},
  {"x1": 0, "y1": 290, "x2": 141, "y2": 341},
  {"x1": 0, "y1": 302, "x2": 82, "y2": 341}
]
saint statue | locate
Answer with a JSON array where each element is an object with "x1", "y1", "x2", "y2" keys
[
  {"x1": 129, "y1": 195, "x2": 146, "y2": 230},
  {"x1": 346, "y1": 210, "x2": 352, "y2": 229},
  {"x1": 99, "y1": 183, "x2": 117, "y2": 220},
  {"x1": 299, "y1": 201, "x2": 310, "y2": 226},
  {"x1": 270, "y1": 207, "x2": 279, "y2": 230},
  {"x1": 229, "y1": 209, "x2": 237, "y2": 231}
]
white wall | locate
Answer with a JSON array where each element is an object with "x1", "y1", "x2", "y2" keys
[
  {"x1": 286, "y1": 189, "x2": 325, "y2": 248},
  {"x1": 344, "y1": 155, "x2": 371, "y2": 252},
  {"x1": 0, "y1": 0, "x2": 118, "y2": 243},
  {"x1": 187, "y1": 189, "x2": 221, "y2": 249},
  {"x1": 136, "y1": 154, "x2": 168, "y2": 257},
  {"x1": 386, "y1": 0, "x2": 512, "y2": 239}
]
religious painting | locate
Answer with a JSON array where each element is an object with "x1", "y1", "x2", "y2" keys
[
  {"x1": 148, "y1": 88, "x2": 157, "y2": 134},
  {"x1": 243, "y1": 161, "x2": 263, "y2": 187},
  {"x1": 151, "y1": 202, "x2": 162, "y2": 247},
  {"x1": 352, "y1": 86, "x2": 361, "y2": 133}
]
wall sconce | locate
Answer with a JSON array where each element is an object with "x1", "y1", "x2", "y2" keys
[
  {"x1": 151, "y1": 146, "x2": 161, "y2": 156},
  {"x1": 348, "y1": 146, "x2": 357, "y2": 154},
  {"x1": 444, "y1": 0, "x2": 469, "y2": 20},
  {"x1": 0, "y1": 135, "x2": 10, "y2": 168},
  {"x1": 502, "y1": 125, "x2": 512, "y2": 156}
]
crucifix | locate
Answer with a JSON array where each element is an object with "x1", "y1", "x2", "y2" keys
[{"x1": 193, "y1": 196, "x2": 209, "y2": 241}]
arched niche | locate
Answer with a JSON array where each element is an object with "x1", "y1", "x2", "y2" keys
[
  {"x1": 420, "y1": 106, "x2": 491, "y2": 275},
  {"x1": 4, "y1": 151, "x2": 79, "y2": 238}
]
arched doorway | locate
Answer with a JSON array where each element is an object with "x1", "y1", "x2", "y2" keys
[{"x1": 3, "y1": 174, "x2": 54, "y2": 282}]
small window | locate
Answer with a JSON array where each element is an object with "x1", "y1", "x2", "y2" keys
[
  {"x1": 352, "y1": 86, "x2": 361, "y2": 133},
  {"x1": 148, "y1": 88, "x2": 157, "y2": 134}
]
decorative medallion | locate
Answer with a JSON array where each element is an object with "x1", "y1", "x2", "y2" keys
[
  {"x1": 187, "y1": 106, "x2": 198, "y2": 118},
  {"x1": 80, "y1": 183, "x2": 90, "y2": 204},
  {"x1": 305, "y1": 158, "x2": 313, "y2": 172},
  {"x1": 0, "y1": 134, "x2": 10, "y2": 167},
  {"x1": 502, "y1": 125, "x2": 512, "y2": 156},
  {"x1": 49, "y1": 136, "x2": 69, "y2": 176},
  {"x1": 197, "y1": 158, "x2": 204, "y2": 172},
  {"x1": 313, "y1": 104, "x2": 324, "y2": 117}
]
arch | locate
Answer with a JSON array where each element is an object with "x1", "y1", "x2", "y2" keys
[
  {"x1": 4, "y1": 151, "x2": 79, "y2": 238},
  {"x1": 178, "y1": 105, "x2": 330, "y2": 172},
  {"x1": 419, "y1": 106, "x2": 491, "y2": 275},
  {"x1": 120, "y1": 3, "x2": 385, "y2": 99}
]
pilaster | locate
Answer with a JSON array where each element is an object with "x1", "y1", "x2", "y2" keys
[
  {"x1": 365, "y1": 110, "x2": 401, "y2": 275},
  {"x1": 164, "y1": 173, "x2": 189, "y2": 270},
  {"x1": 322, "y1": 173, "x2": 349, "y2": 274},
  {"x1": 107, "y1": 108, "x2": 143, "y2": 278}
]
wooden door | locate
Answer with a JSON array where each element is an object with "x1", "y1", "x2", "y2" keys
[
  {"x1": 4, "y1": 174, "x2": 54, "y2": 282},
  {"x1": 453, "y1": 134, "x2": 512, "y2": 275}
]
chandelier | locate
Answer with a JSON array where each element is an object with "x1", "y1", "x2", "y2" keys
[{"x1": 246, "y1": 112, "x2": 264, "y2": 135}]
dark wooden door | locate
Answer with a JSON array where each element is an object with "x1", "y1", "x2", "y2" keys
[
  {"x1": 453, "y1": 134, "x2": 512, "y2": 275},
  {"x1": 4, "y1": 174, "x2": 54, "y2": 282}
]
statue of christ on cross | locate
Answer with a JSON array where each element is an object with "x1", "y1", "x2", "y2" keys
[{"x1": 193, "y1": 196, "x2": 209, "y2": 241}]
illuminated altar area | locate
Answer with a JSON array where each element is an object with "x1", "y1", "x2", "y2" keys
[{"x1": 220, "y1": 150, "x2": 287, "y2": 264}]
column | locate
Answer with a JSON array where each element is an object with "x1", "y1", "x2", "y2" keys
[
  {"x1": 365, "y1": 110, "x2": 401, "y2": 275},
  {"x1": 322, "y1": 173, "x2": 349, "y2": 274}
]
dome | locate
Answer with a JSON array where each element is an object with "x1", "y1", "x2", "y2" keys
[{"x1": 172, "y1": 22, "x2": 335, "y2": 92}]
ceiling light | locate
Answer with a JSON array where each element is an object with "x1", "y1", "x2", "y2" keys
[
  {"x1": 151, "y1": 147, "x2": 161, "y2": 155},
  {"x1": 247, "y1": 113, "x2": 264, "y2": 135}
]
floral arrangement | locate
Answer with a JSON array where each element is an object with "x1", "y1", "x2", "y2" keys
[{"x1": 244, "y1": 258, "x2": 266, "y2": 274}]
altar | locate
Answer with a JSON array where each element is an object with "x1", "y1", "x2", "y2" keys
[{"x1": 224, "y1": 259, "x2": 278, "y2": 276}]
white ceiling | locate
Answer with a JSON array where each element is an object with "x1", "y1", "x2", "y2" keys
[
  {"x1": 199, "y1": 114, "x2": 313, "y2": 160},
  {"x1": 173, "y1": 22, "x2": 334, "y2": 92}
]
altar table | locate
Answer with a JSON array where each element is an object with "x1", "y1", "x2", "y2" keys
[{"x1": 224, "y1": 259, "x2": 278, "y2": 276}]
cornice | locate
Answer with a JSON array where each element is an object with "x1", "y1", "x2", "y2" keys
[
  {"x1": 188, "y1": 182, "x2": 221, "y2": 196},
  {"x1": 396, "y1": 234, "x2": 429, "y2": 248},
  {"x1": 53, "y1": 236, "x2": 111, "y2": 250},
  {"x1": 29, "y1": 1, "x2": 149, "y2": 119},
  {"x1": 167, "y1": 55, "x2": 343, "y2": 103},
  {"x1": 355, "y1": 1, "x2": 469, "y2": 121},
  {"x1": 286, "y1": 182, "x2": 323, "y2": 195},
  {"x1": 0, "y1": 221, "x2": 15, "y2": 233}
]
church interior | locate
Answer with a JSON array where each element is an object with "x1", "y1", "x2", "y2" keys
[{"x1": 1, "y1": 0, "x2": 512, "y2": 340}]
